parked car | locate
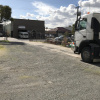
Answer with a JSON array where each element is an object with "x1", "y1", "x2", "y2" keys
[
  {"x1": 71, "y1": 35, "x2": 74, "y2": 41},
  {"x1": 0, "y1": 32, "x2": 3, "y2": 37},
  {"x1": 0, "y1": 30, "x2": 4, "y2": 37},
  {"x1": 53, "y1": 35, "x2": 64, "y2": 44},
  {"x1": 45, "y1": 34, "x2": 54, "y2": 38}
]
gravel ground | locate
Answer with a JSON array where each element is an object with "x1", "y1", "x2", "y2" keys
[{"x1": 0, "y1": 39, "x2": 100, "y2": 100}]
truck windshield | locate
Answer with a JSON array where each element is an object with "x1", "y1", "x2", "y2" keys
[{"x1": 80, "y1": 19, "x2": 87, "y2": 30}]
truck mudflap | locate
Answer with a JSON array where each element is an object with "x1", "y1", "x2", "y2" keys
[
  {"x1": 73, "y1": 42, "x2": 80, "y2": 54},
  {"x1": 90, "y1": 44, "x2": 100, "y2": 59}
]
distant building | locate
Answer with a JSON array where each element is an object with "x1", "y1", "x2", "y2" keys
[
  {"x1": 45, "y1": 27, "x2": 71, "y2": 37},
  {"x1": 65, "y1": 27, "x2": 73, "y2": 32},
  {"x1": 5, "y1": 19, "x2": 45, "y2": 38}
]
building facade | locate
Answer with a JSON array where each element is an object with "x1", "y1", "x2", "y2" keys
[
  {"x1": 45, "y1": 27, "x2": 71, "y2": 37},
  {"x1": 11, "y1": 19, "x2": 45, "y2": 38}
]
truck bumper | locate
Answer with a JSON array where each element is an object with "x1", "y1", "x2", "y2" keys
[{"x1": 74, "y1": 46, "x2": 80, "y2": 54}]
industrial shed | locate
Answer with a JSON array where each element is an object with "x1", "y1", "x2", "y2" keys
[{"x1": 11, "y1": 19, "x2": 45, "y2": 38}]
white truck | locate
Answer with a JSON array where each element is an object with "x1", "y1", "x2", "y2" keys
[{"x1": 74, "y1": 13, "x2": 100, "y2": 63}]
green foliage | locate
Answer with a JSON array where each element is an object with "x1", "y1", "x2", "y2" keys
[
  {"x1": 64, "y1": 31, "x2": 69, "y2": 37},
  {"x1": 0, "y1": 5, "x2": 12, "y2": 21},
  {"x1": 0, "y1": 40, "x2": 9, "y2": 42},
  {"x1": 0, "y1": 45, "x2": 4, "y2": 49},
  {"x1": 10, "y1": 17, "x2": 14, "y2": 21},
  {"x1": 61, "y1": 37, "x2": 68, "y2": 47},
  {"x1": 68, "y1": 25, "x2": 72, "y2": 27}
]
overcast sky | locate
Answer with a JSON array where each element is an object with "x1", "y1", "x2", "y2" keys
[{"x1": 1, "y1": 0, "x2": 100, "y2": 28}]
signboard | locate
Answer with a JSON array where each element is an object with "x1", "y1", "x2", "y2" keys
[{"x1": 18, "y1": 26, "x2": 25, "y2": 29}]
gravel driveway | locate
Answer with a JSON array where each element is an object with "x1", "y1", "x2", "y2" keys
[{"x1": 0, "y1": 38, "x2": 100, "y2": 100}]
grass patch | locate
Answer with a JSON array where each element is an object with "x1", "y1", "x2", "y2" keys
[
  {"x1": 0, "y1": 45, "x2": 4, "y2": 49},
  {"x1": 0, "y1": 40, "x2": 9, "y2": 42},
  {"x1": 0, "y1": 45, "x2": 7, "y2": 56},
  {"x1": 84, "y1": 67, "x2": 100, "y2": 75}
]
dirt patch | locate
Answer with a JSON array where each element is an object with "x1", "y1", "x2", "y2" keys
[{"x1": 0, "y1": 45, "x2": 7, "y2": 56}]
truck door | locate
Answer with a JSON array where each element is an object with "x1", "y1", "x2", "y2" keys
[
  {"x1": 75, "y1": 19, "x2": 87, "y2": 46},
  {"x1": 91, "y1": 17, "x2": 100, "y2": 43}
]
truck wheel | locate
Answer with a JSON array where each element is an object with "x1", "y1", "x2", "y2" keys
[{"x1": 81, "y1": 47, "x2": 93, "y2": 63}]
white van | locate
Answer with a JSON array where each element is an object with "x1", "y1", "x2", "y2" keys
[{"x1": 19, "y1": 30, "x2": 29, "y2": 39}]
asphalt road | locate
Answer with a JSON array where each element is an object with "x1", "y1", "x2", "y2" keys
[{"x1": 0, "y1": 39, "x2": 100, "y2": 100}]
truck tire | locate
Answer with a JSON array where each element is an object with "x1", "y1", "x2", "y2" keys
[{"x1": 81, "y1": 47, "x2": 93, "y2": 63}]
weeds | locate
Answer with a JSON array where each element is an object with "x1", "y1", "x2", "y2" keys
[
  {"x1": 0, "y1": 40, "x2": 9, "y2": 42},
  {"x1": 0, "y1": 45, "x2": 4, "y2": 49}
]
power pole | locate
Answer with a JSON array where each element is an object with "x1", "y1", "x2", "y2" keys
[
  {"x1": 75, "y1": 6, "x2": 81, "y2": 21},
  {"x1": 0, "y1": 8, "x2": 1, "y2": 22}
]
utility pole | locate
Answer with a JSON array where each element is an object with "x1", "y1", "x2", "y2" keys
[
  {"x1": 75, "y1": 6, "x2": 81, "y2": 21},
  {"x1": 0, "y1": 8, "x2": 1, "y2": 22}
]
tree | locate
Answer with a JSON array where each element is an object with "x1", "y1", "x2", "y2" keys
[
  {"x1": 0, "y1": 5, "x2": 12, "y2": 40},
  {"x1": 64, "y1": 31, "x2": 69, "y2": 37},
  {"x1": 0, "y1": 5, "x2": 12, "y2": 21},
  {"x1": 68, "y1": 25, "x2": 72, "y2": 27}
]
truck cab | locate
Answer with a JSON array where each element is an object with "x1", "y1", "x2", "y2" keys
[{"x1": 74, "y1": 13, "x2": 100, "y2": 63}]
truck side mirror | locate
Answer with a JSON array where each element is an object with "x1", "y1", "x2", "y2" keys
[
  {"x1": 75, "y1": 21, "x2": 77, "y2": 30},
  {"x1": 75, "y1": 21, "x2": 79, "y2": 31}
]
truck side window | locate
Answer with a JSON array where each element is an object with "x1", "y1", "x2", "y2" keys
[{"x1": 79, "y1": 19, "x2": 87, "y2": 30}]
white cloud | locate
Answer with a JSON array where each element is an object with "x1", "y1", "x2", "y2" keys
[
  {"x1": 26, "y1": 13, "x2": 34, "y2": 17},
  {"x1": 20, "y1": 13, "x2": 34, "y2": 19},
  {"x1": 32, "y1": 1, "x2": 76, "y2": 28},
  {"x1": 32, "y1": 1, "x2": 57, "y2": 16},
  {"x1": 12, "y1": 16, "x2": 17, "y2": 18},
  {"x1": 78, "y1": 0, "x2": 100, "y2": 14},
  {"x1": 20, "y1": 15, "x2": 27, "y2": 19},
  {"x1": 20, "y1": 0, "x2": 100, "y2": 28},
  {"x1": 79, "y1": 0, "x2": 100, "y2": 8}
]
